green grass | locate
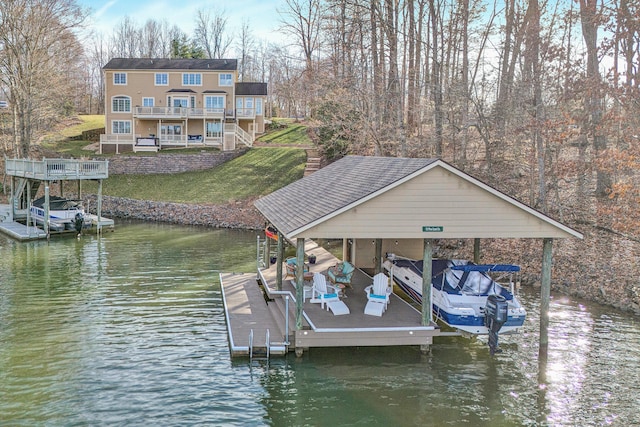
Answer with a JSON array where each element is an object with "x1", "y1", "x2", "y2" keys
[
  {"x1": 81, "y1": 147, "x2": 307, "y2": 203},
  {"x1": 41, "y1": 115, "x2": 105, "y2": 158},
  {"x1": 257, "y1": 121, "x2": 311, "y2": 146}
]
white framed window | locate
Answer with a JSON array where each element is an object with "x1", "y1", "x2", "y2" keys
[
  {"x1": 171, "y1": 97, "x2": 189, "y2": 107},
  {"x1": 155, "y1": 73, "x2": 168, "y2": 86},
  {"x1": 161, "y1": 124, "x2": 182, "y2": 136},
  {"x1": 112, "y1": 120, "x2": 131, "y2": 134},
  {"x1": 205, "y1": 95, "x2": 225, "y2": 112},
  {"x1": 112, "y1": 96, "x2": 131, "y2": 112},
  {"x1": 256, "y1": 98, "x2": 263, "y2": 116},
  {"x1": 113, "y1": 72, "x2": 127, "y2": 85},
  {"x1": 245, "y1": 97, "x2": 254, "y2": 112},
  {"x1": 206, "y1": 120, "x2": 222, "y2": 138},
  {"x1": 182, "y1": 73, "x2": 202, "y2": 86},
  {"x1": 142, "y1": 97, "x2": 154, "y2": 107},
  {"x1": 219, "y1": 73, "x2": 233, "y2": 86}
]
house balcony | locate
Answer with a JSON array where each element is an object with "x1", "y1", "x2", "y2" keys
[
  {"x1": 133, "y1": 106, "x2": 226, "y2": 119},
  {"x1": 235, "y1": 108, "x2": 256, "y2": 119}
]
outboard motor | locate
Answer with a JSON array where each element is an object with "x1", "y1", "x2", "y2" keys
[
  {"x1": 74, "y1": 212, "x2": 84, "y2": 235},
  {"x1": 485, "y1": 294, "x2": 508, "y2": 355}
]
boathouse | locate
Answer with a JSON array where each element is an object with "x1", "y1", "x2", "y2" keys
[
  {"x1": 222, "y1": 156, "x2": 582, "y2": 357},
  {"x1": 1, "y1": 158, "x2": 112, "y2": 240}
]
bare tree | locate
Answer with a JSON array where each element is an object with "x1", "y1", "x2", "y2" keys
[
  {"x1": 0, "y1": 0, "x2": 86, "y2": 157},
  {"x1": 194, "y1": 7, "x2": 233, "y2": 59}
]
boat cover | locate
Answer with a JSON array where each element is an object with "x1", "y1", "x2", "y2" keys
[
  {"x1": 32, "y1": 196, "x2": 82, "y2": 211},
  {"x1": 392, "y1": 259, "x2": 515, "y2": 299}
]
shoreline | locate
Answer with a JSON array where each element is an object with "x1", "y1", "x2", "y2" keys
[{"x1": 83, "y1": 195, "x2": 265, "y2": 230}]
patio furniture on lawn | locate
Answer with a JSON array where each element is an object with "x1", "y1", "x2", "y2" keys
[{"x1": 364, "y1": 273, "x2": 392, "y2": 317}]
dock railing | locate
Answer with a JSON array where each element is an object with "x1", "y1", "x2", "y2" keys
[{"x1": 5, "y1": 158, "x2": 109, "y2": 180}]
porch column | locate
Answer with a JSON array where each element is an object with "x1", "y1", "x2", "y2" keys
[
  {"x1": 295, "y1": 238, "x2": 305, "y2": 330},
  {"x1": 474, "y1": 238, "x2": 481, "y2": 264},
  {"x1": 276, "y1": 231, "x2": 284, "y2": 291},
  {"x1": 264, "y1": 234, "x2": 272, "y2": 267},
  {"x1": 342, "y1": 238, "x2": 349, "y2": 262},
  {"x1": 539, "y1": 238, "x2": 553, "y2": 360},
  {"x1": 374, "y1": 239, "x2": 383, "y2": 274},
  {"x1": 422, "y1": 239, "x2": 433, "y2": 325}
]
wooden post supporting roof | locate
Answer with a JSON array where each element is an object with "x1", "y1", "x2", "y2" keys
[
  {"x1": 374, "y1": 238, "x2": 382, "y2": 274},
  {"x1": 539, "y1": 238, "x2": 553, "y2": 359},
  {"x1": 295, "y1": 238, "x2": 305, "y2": 330},
  {"x1": 422, "y1": 239, "x2": 433, "y2": 325},
  {"x1": 276, "y1": 232, "x2": 284, "y2": 291}
]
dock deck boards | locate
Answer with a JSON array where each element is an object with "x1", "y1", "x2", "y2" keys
[
  {"x1": 0, "y1": 221, "x2": 47, "y2": 241},
  {"x1": 220, "y1": 272, "x2": 287, "y2": 357},
  {"x1": 221, "y1": 239, "x2": 440, "y2": 357}
]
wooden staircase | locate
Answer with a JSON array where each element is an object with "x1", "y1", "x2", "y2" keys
[{"x1": 304, "y1": 149, "x2": 322, "y2": 176}]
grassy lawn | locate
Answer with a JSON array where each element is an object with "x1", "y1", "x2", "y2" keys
[
  {"x1": 257, "y1": 120, "x2": 311, "y2": 146},
  {"x1": 41, "y1": 115, "x2": 105, "y2": 158},
  {"x1": 80, "y1": 147, "x2": 307, "y2": 204}
]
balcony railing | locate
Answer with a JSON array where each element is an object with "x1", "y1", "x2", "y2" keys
[
  {"x1": 236, "y1": 108, "x2": 256, "y2": 118},
  {"x1": 134, "y1": 106, "x2": 226, "y2": 119}
]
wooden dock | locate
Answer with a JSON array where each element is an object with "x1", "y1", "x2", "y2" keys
[
  {"x1": 0, "y1": 221, "x2": 47, "y2": 241},
  {"x1": 220, "y1": 239, "x2": 440, "y2": 357}
]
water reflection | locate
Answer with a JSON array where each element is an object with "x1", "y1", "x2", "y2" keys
[{"x1": 0, "y1": 223, "x2": 639, "y2": 426}]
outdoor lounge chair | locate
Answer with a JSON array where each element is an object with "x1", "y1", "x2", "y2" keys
[
  {"x1": 311, "y1": 272, "x2": 349, "y2": 315},
  {"x1": 285, "y1": 256, "x2": 309, "y2": 279},
  {"x1": 364, "y1": 273, "x2": 391, "y2": 316},
  {"x1": 326, "y1": 261, "x2": 355, "y2": 287}
]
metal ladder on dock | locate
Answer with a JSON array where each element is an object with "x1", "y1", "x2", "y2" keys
[{"x1": 249, "y1": 329, "x2": 271, "y2": 362}]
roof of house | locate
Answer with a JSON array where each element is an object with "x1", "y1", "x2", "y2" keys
[
  {"x1": 236, "y1": 82, "x2": 268, "y2": 96},
  {"x1": 253, "y1": 155, "x2": 584, "y2": 241},
  {"x1": 102, "y1": 58, "x2": 238, "y2": 71}
]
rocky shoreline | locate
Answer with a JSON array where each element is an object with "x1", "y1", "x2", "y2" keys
[{"x1": 83, "y1": 194, "x2": 266, "y2": 230}]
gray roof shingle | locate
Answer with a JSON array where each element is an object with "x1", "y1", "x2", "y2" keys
[
  {"x1": 103, "y1": 58, "x2": 238, "y2": 71},
  {"x1": 254, "y1": 156, "x2": 437, "y2": 237},
  {"x1": 236, "y1": 82, "x2": 268, "y2": 96}
]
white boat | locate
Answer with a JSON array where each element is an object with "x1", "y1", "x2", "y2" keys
[
  {"x1": 30, "y1": 196, "x2": 86, "y2": 232},
  {"x1": 383, "y1": 256, "x2": 527, "y2": 336}
]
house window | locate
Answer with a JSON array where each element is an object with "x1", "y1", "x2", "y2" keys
[
  {"x1": 190, "y1": 96, "x2": 196, "y2": 108},
  {"x1": 245, "y1": 97, "x2": 254, "y2": 115},
  {"x1": 114, "y1": 73, "x2": 127, "y2": 85},
  {"x1": 112, "y1": 120, "x2": 131, "y2": 134},
  {"x1": 155, "y1": 73, "x2": 168, "y2": 86},
  {"x1": 236, "y1": 98, "x2": 243, "y2": 115},
  {"x1": 161, "y1": 124, "x2": 182, "y2": 136},
  {"x1": 219, "y1": 73, "x2": 233, "y2": 86},
  {"x1": 171, "y1": 97, "x2": 188, "y2": 107},
  {"x1": 112, "y1": 96, "x2": 131, "y2": 112},
  {"x1": 256, "y1": 98, "x2": 263, "y2": 116},
  {"x1": 205, "y1": 95, "x2": 225, "y2": 112},
  {"x1": 142, "y1": 97, "x2": 154, "y2": 107},
  {"x1": 182, "y1": 73, "x2": 202, "y2": 86},
  {"x1": 206, "y1": 120, "x2": 222, "y2": 138}
]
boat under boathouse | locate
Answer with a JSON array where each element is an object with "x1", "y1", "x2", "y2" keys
[
  {"x1": 1, "y1": 158, "x2": 113, "y2": 240},
  {"x1": 220, "y1": 155, "x2": 583, "y2": 358}
]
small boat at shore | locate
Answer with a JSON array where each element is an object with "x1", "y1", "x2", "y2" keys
[
  {"x1": 383, "y1": 255, "x2": 526, "y2": 336},
  {"x1": 30, "y1": 196, "x2": 87, "y2": 233}
]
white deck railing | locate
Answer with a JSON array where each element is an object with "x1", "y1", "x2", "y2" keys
[{"x1": 5, "y1": 158, "x2": 109, "y2": 180}]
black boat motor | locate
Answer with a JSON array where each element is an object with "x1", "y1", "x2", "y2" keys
[
  {"x1": 74, "y1": 212, "x2": 84, "y2": 235},
  {"x1": 485, "y1": 294, "x2": 508, "y2": 355}
]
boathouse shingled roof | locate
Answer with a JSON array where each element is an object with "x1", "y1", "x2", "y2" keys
[
  {"x1": 254, "y1": 155, "x2": 583, "y2": 241},
  {"x1": 254, "y1": 156, "x2": 437, "y2": 237},
  {"x1": 102, "y1": 58, "x2": 238, "y2": 71}
]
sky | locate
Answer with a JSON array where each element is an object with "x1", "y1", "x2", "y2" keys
[{"x1": 77, "y1": 0, "x2": 286, "y2": 45}]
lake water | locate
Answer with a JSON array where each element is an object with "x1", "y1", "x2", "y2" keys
[{"x1": 1, "y1": 221, "x2": 638, "y2": 426}]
